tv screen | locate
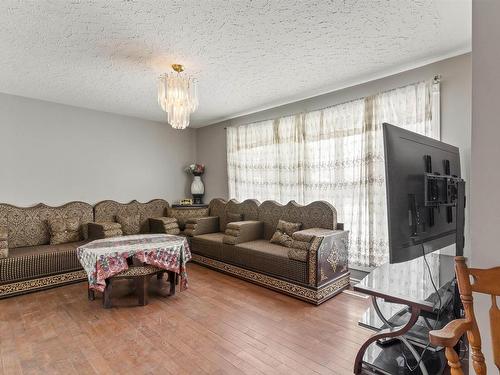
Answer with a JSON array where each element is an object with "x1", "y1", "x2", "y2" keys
[{"x1": 383, "y1": 123, "x2": 461, "y2": 264}]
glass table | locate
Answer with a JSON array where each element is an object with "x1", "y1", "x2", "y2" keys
[{"x1": 353, "y1": 253, "x2": 457, "y2": 374}]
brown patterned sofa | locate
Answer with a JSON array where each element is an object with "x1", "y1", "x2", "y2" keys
[
  {"x1": 185, "y1": 198, "x2": 350, "y2": 304},
  {"x1": 89, "y1": 199, "x2": 179, "y2": 238},
  {"x1": 184, "y1": 199, "x2": 258, "y2": 260},
  {"x1": 0, "y1": 202, "x2": 93, "y2": 298},
  {"x1": 0, "y1": 199, "x2": 182, "y2": 299}
]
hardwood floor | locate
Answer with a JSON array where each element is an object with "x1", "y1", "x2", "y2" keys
[{"x1": 0, "y1": 264, "x2": 371, "y2": 375}]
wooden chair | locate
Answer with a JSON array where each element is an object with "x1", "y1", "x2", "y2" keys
[{"x1": 429, "y1": 256, "x2": 499, "y2": 374}]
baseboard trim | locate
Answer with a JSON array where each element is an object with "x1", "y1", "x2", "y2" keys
[
  {"x1": 0, "y1": 270, "x2": 87, "y2": 299},
  {"x1": 191, "y1": 254, "x2": 350, "y2": 305}
]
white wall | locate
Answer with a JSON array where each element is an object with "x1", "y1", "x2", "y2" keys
[
  {"x1": 0, "y1": 93, "x2": 196, "y2": 206},
  {"x1": 471, "y1": 1, "x2": 500, "y2": 370}
]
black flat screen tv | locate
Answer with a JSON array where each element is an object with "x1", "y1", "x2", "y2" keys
[{"x1": 383, "y1": 123, "x2": 462, "y2": 264}]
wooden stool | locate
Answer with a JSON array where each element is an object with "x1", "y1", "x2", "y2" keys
[{"x1": 87, "y1": 265, "x2": 177, "y2": 308}]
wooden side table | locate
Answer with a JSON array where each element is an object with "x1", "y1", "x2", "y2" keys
[{"x1": 169, "y1": 204, "x2": 209, "y2": 229}]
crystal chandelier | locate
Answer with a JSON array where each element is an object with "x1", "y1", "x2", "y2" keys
[{"x1": 157, "y1": 64, "x2": 198, "y2": 129}]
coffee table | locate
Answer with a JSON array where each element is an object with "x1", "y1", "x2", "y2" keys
[{"x1": 77, "y1": 234, "x2": 191, "y2": 308}]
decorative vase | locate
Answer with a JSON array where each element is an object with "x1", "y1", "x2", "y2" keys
[{"x1": 191, "y1": 175, "x2": 205, "y2": 204}]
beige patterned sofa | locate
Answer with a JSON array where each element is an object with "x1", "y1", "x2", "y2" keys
[
  {"x1": 89, "y1": 199, "x2": 179, "y2": 238},
  {"x1": 0, "y1": 199, "x2": 181, "y2": 298},
  {"x1": 185, "y1": 198, "x2": 350, "y2": 304},
  {"x1": 0, "y1": 202, "x2": 93, "y2": 298}
]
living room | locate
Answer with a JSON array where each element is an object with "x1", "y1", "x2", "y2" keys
[{"x1": 0, "y1": 1, "x2": 498, "y2": 374}]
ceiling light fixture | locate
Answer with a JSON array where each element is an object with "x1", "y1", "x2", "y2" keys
[{"x1": 157, "y1": 64, "x2": 198, "y2": 129}]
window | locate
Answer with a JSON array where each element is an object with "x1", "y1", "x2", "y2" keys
[{"x1": 227, "y1": 80, "x2": 440, "y2": 268}]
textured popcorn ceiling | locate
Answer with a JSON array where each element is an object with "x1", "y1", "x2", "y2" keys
[{"x1": 0, "y1": 0, "x2": 470, "y2": 127}]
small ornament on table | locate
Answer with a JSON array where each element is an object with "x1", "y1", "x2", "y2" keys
[{"x1": 185, "y1": 163, "x2": 205, "y2": 204}]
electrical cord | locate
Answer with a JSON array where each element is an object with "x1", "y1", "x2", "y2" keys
[{"x1": 401, "y1": 243, "x2": 443, "y2": 372}]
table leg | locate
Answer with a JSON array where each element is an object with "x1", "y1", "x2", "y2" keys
[
  {"x1": 137, "y1": 276, "x2": 148, "y2": 306},
  {"x1": 168, "y1": 271, "x2": 176, "y2": 296},
  {"x1": 371, "y1": 296, "x2": 429, "y2": 375},
  {"x1": 353, "y1": 302, "x2": 422, "y2": 374},
  {"x1": 88, "y1": 285, "x2": 95, "y2": 301},
  {"x1": 103, "y1": 279, "x2": 112, "y2": 309}
]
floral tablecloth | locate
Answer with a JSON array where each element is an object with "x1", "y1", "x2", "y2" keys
[{"x1": 77, "y1": 234, "x2": 191, "y2": 292}]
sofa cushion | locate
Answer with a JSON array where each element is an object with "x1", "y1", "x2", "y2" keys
[
  {"x1": 241, "y1": 237, "x2": 308, "y2": 263},
  {"x1": 292, "y1": 228, "x2": 334, "y2": 242},
  {"x1": 288, "y1": 248, "x2": 308, "y2": 262},
  {"x1": 223, "y1": 221, "x2": 264, "y2": 245},
  {"x1": 226, "y1": 212, "x2": 243, "y2": 224},
  {"x1": 0, "y1": 239, "x2": 7, "y2": 259},
  {"x1": 225, "y1": 228, "x2": 239, "y2": 237},
  {"x1": 152, "y1": 217, "x2": 177, "y2": 225},
  {"x1": 103, "y1": 229, "x2": 123, "y2": 238},
  {"x1": 194, "y1": 232, "x2": 225, "y2": 244},
  {"x1": 184, "y1": 216, "x2": 219, "y2": 237},
  {"x1": 223, "y1": 200, "x2": 259, "y2": 232},
  {"x1": 235, "y1": 239, "x2": 289, "y2": 258},
  {"x1": 116, "y1": 214, "x2": 141, "y2": 235},
  {"x1": 8, "y1": 241, "x2": 85, "y2": 258},
  {"x1": 47, "y1": 217, "x2": 81, "y2": 245},
  {"x1": 165, "y1": 228, "x2": 181, "y2": 235},
  {"x1": 0, "y1": 226, "x2": 8, "y2": 240},
  {"x1": 96, "y1": 222, "x2": 122, "y2": 231},
  {"x1": 291, "y1": 239, "x2": 310, "y2": 251},
  {"x1": 270, "y1": 231, "x2": 293, "y2": 247},
  {"x1": 227, "y1": 240, "x2": 307, "y2": 283},
  {"x1": 162, "y1": 222, "x2": 179, "y2": 231},
  {"x1": 277, "y1": 219, "x2": 302, "y2": 236},
  {"x1": 0, "y1": 241, "x2": 85, "y2": 283},
  {"x1": 270, "y1": 219, "x2": 302, "y2": 247},
  {"x1": 0, "y1": 227, "x2": 7, "y2": 258},
  {"x1": 190, "y1": 232, "x2": 225, "y2": 260}
]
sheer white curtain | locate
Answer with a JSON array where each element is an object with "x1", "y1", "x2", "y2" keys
[
  {"x1": 302, "y1": 98, "x2": 387, "y2": 267},
  {"x1": 227, "y1": 115, "x2": 305, "y2": 203},
  {"x1": 227, "y1": 80, "x2": 440, "y2": 267},
  {"x1": 227, "y1": 119, "x2": 277, "y2": 200}
]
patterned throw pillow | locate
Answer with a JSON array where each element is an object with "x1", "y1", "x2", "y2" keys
[
  {"x1": 116, "y1": 214, "x2": 141, "y2": 235},
  {"x1": 47, "y1": 217, "x2": 81, "y2": 245},
  {"x1": 277, "y1": 219, "x2": 302, "y2": 236},
  {"x1": 270, "y1": 220, "x2": 302, "y2": 247},
  {"x1": 0, "y1": 227, "x2": 8, "y2": 258},
  {"x1": 226, "y1": 212, "x2": 243, "y2": 224},
  {"x1": 0, "y1": 226, "x2": 7, "y2": 241}
]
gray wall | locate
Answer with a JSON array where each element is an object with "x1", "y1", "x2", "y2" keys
[
  {"x1": 471, "y1": 1, "x2": 499, "y2": 370},
  {"x1": 196, "y1": 54, "x2": 472, "y2": 255},
  {"x1": 0, "y1": 93, "x2": 196, "y2": 206}
]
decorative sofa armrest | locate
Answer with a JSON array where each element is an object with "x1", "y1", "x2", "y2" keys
[
  {"x1": 292, "y1": 228, "x2": 349, "y2": 287},
  {"x1": 88, "y1": 222, "x2": 123, "y2": 240},
  {"x1": 0, "y1": 226, "x2": 8, "y2": 258},
  {"x1": 149, "y1": 217, "x2": 180, "y2": 235},
  {"x1": 184, "y1": 216, "x2": 219, "y2": 237},
  {"x1": 223, "y1": 221, "x2": 264, "y2": 245}
]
